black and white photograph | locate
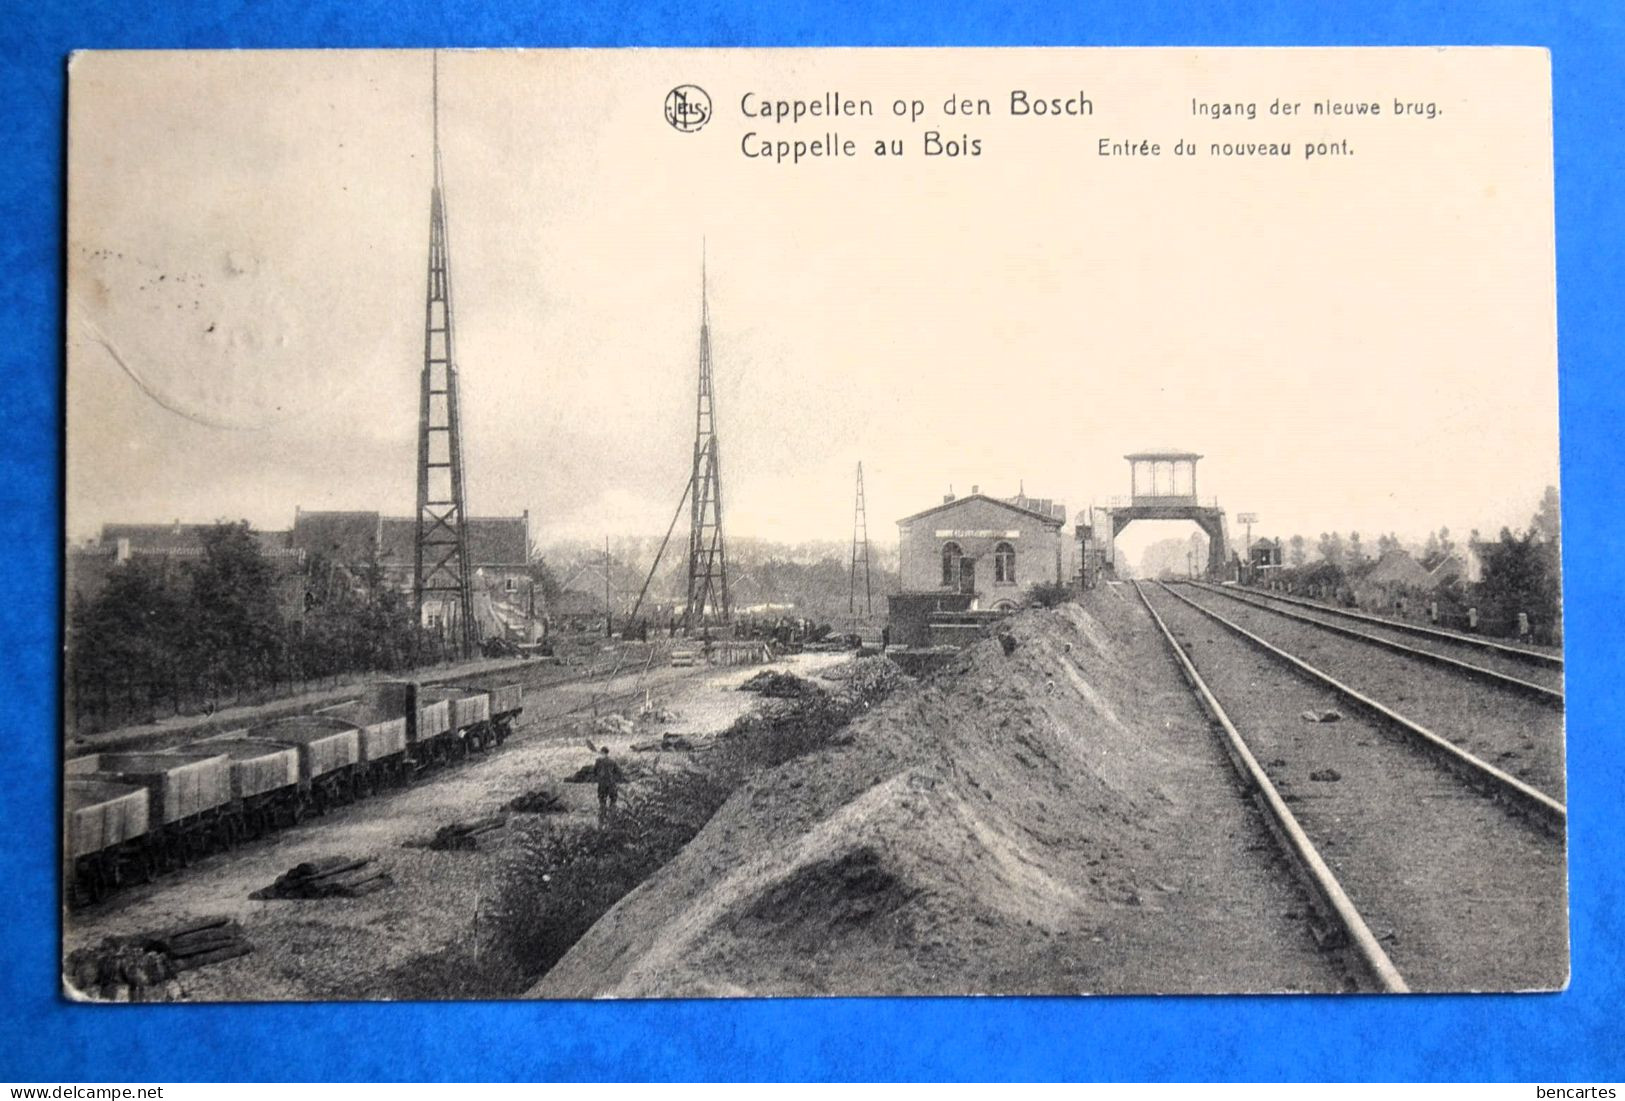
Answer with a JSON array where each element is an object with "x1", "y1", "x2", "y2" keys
[{"x1": 63, "y1": 47, "x2": 1565, "y2": 1001}]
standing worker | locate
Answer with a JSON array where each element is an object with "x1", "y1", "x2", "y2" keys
[{"x1": 592, "y1": 746, "x2": 625, "y2": 823}]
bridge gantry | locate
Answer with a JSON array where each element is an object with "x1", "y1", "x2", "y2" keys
[{"x1": 1104, "y1": 451, "x2": 1229, "y2": 578}]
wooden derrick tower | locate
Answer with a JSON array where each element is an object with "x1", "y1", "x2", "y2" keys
[
  {"x1": 413, "y1": 53, "x2": 476, "y2": 658},
  {"x1": 850, "y1": 461, "x2": 873, "y2": 617},
  {"x1": 684, "y1": 260, "x2": 730, "y2": 628}
]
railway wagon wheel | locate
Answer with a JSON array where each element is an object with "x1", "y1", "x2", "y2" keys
[
  {"x1": 354, "y1": 766, "x2": 374, "y2": 801},
  {"x1": 71, "y1": 859, "x2": 105, "y2": 906},
  {"x1": 468, "y1": 724, "x2": 488, "y2": 753},
  {"x1": 130, "y1": 843, "x2": 157, "y2": 885},
  {"x1": 216, "y1": 814, "x2": 239, "y2": 853},
  {"x1": 166, "y1": 828, "x2": 191, "y2": 869},
  {"x1": 493, "y1": 719, "x2": 511, "y2": 746}
]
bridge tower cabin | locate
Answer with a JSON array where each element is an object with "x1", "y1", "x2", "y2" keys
[{"x1": 1105, "y1": 451, "x2": 1230, "y2": 578}]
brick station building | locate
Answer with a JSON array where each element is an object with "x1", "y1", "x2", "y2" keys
[{"x1": 896, "y1": 487, "x2": 1067, "y2": 611}]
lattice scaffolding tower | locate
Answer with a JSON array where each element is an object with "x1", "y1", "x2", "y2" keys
[
  {"x1": 850, "y1": 461, "x2": 873, "y2": 617},
  {"x1": 684, "y1": 259, "x2": 730, "y2": 628},
  {"x1": 413, "y1": 53, "x2": 476, "y2": 659}
]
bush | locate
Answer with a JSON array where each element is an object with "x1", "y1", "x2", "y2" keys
[{"x1": 1026, "y1": 580, "x2": 1073, "y2": 608}]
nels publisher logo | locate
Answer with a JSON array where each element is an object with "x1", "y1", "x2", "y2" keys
[{"x1": 664, "y1": 85, "x2": 712, "y2": 132}]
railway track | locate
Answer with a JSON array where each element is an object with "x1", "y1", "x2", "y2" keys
[
  {"x1": 1169, "y1": 582, "x2": 1567, "y2": 806},
  {"x1": 1212, "y1": 585, "x2": 1562, "y2": 674},
  {"x1": 1136, "y1": 580, "x2": 1568, "y2": 992},
  {"x1": 1187, "y1": 582, "x2": 1563, "y2": 707}
]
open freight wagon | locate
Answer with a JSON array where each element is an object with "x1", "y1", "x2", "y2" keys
[
  {"x1": 62, "y1": 675, "x2": 526, "y2": 907},
  {"x1": 64, "y1": 751, "x2": 234, "y2": 901}
]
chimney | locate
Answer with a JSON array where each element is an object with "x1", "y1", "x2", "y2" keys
[
  {"x1": 971, "y1": 484, "x2": 980, "y2": 495},
  {"x1": 943, "y1": 483, "x2": 956, "y2": 505}
]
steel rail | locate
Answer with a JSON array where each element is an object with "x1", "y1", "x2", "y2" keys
[
  {"x1": 1220, "y1": 585, "x2": 1561, "y2": 669},
  {"x1": 1132, "y1": 581, "x2": 1409, "y2": 993},
  {"x1": 1185, "y1": 582, "x2": 1563, "y2": 708},
  {"x1": 1156, "y1": 582, "x2": 1566, "y2": 832}
]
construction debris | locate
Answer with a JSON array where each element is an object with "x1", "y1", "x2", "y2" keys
[
  {"x1": 1309, "y1": 769, "x2": 1343, "y2": 782},
  {"x1": 819, "y1": 655, "x2": 912, "y2": 704},
  {"x1": 1300, "y1": 709, "x2": 1344, "y2": 723},
  {"x1": 631, "y1": 732, "x2": 704, "y2": 753},
  {"x1": 407, "y1": 815, "x2": 508, "y2": 851},
  {"x1": 739, "y1": 670, "x2": 822, "y2": 698},
  {"x1": 252, "y1": 856, "x2": 392, "y2": 899},
  {"x1": 66, "y1": 916, "x2": 250, "y2": 1001},
  {"x1": 594, "y1": 714, "x2": 637, "y2": 737},
  {"x1": 507, "y1": 785, "x2": 567, "y2": 814}
]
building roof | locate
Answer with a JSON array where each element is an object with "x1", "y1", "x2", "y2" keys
[
  {"x1": 1361, "y1": 548, "x2": 1432, "y2": 587},
  {"x1": 896, "y1": 493, "x2": 1066, "y2": 529},
  {"x1": 291, "y1": 510, "x2": 382, "y2": 562},
  {"x1": 1005, "y1": 493, "x2": 1067, "y2": 524},
  {"x1": 100, "y1": 522, "x2": 216, "y2": 553},
  {"x1": 467, "y1": 516, "x2": 529, "y2": 566},
  {"x1": 377, "y1": 515, "x2": 529, "y2": 568},
  {"x1": 99, "y1": 522, "x2": 293, "y2": 558},
  {"x1": 1124, "y1": 450, "x2": 1203, "y2": 462},
  {"x1": 550, "y1": 589, "x2": 602, "y2": 617}
]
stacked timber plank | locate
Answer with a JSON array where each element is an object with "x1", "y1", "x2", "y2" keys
[
  {"x1": 417, "y1": 815, "x2": 506, "y2": 851},
  {"x1": 252, "y1": 856, "x2": 392, "y2": 899},
  {"x1": 65, "y1": 917, "x2": 251, "y2": 1002}
]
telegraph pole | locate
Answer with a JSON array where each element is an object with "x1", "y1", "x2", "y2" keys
[{"x1": 1238, "y1": 512, "x2": 1258, "y2": 555}]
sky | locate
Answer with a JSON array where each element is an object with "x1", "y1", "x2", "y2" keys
[{"x1": 66, "y1": 48, "x2": 1560, "y2": 557}]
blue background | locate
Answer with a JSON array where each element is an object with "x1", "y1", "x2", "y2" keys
[{"x1": 5, "y1": 1, "x2": 1622, "y2": 1083}]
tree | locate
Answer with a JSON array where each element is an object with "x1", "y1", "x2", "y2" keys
[
  {"x1": 69, "y1": 556, "x2": 187, "y2": 695},
  {"x1": 1347, "y1": 531, "x2": 1366, "y2": 567},
  {"x1": 1317, "y1": 532, "x2": 1346, "y2": 568},
  {"x1": 182, "y1": 521, "x2": 288, "y2": 692},
  {"x1": 1288, "y1": 534, "x2": 1307, "y2": 567},
  {"x1": 1477, "y1": 525, "x2": 1561, "y2": 638},
  {"x1": 526, "y1": 555, "x2": 564, "y2": 610},
  {"x1": 1421, "y1": 530, "x2": 1442, "y2": 569},
  {"x1": 1532, "y1": 485, "x2": 1561, "y2": 548},
  {"x1": 1376, "y1": 532, "x2": 1401, "y2": 556}
]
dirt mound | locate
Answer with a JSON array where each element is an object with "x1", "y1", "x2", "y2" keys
[{"x1": 530, "y1": 597, "x2": 1191, "y2": 998}]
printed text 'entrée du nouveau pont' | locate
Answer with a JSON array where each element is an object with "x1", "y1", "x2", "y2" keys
[{"x1": 731, "y1": 89, "x2": 1438, "y2": 164}]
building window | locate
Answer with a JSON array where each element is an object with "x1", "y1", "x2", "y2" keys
[
  {"x1": 941, "y1": 542, "x2": 963, "y2": 587},
  {"x1": 994, "y1": 542, "x2": 1016, "y2": 584},
  {"x1": 504, "y1": 576, "x2": 516, "y2": 593}
]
